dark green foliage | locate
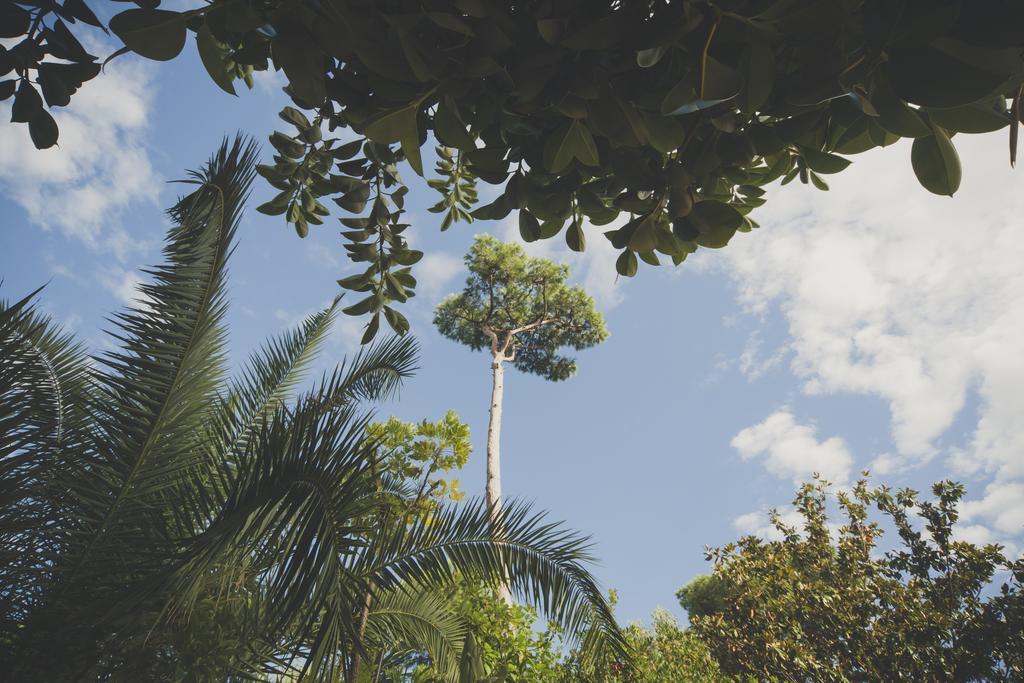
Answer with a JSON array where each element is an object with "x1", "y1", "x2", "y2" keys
[
  {"x1": 683, "y1": 477, "x2": 1024, "y2": 682},
  {"x1": 7, "y1": 1, "x2": 1024, "y2": 333},
  {"x1": 434, "y1": 235, "x2": 607, "y2": 381},
  {"x1": 0, "y1": 139, "x2": 626, "y2": 681}
]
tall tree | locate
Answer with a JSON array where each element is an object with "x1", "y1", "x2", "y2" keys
[
  {"x1": 433, "y1": 235, "x2": 607, "y2": 560},
  {"x1": 0, "y1": 139, "x2": 628, "y2": 680},
  {"x1": 6, "y1": 1, "x2": 1024, "y2": 339},
  {"x1": 680, "y1": 477, "x2": 1024, "y2": 682}
]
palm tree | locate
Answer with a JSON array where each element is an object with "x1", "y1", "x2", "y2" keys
[{"x1": 0, "y1": 138, "x2": 626, "y2": 681}]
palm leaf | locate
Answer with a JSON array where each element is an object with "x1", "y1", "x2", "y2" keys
[
  {"x1": 363, "y1": 587, "x2": 468, "y2": 680},
  {"x1": 51, "y1": 136, "x2": 258, "y2": 617},
  {"x1": 0, "y1": 287, "x2": 89, "y2": 647},
  {"x1": 361, "y1": 498, "x2": 628, "y2": 670}
]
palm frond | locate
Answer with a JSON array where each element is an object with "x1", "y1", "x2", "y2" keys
[
  {"x1": 0, "y1": 287, "x2": 89, "y2": 645},
  {"x1": 53, "y1": 136, "x2": 259, "y2": 612},
  {"x1": 198, "y1": 298, "x2": 342, "y2": 517},
  {"x1": 364, "y1": 587, "x2": 468, "y2": 680},
  {"x1": 361, "y1": 498, "x2": 629, "y2": 669},
  {"x1": 311, "y1": 333, "x2": 419, "y2": 409},
  {"x1": 217, "y1": 298, "x2": 341, "y2": 453},
  {"x1": 163, "y1": 392, "x2": 380, "y2": 677}
]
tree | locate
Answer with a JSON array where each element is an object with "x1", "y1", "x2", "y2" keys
[
  {"x1": 5, "y1": 1, "x2": 1024, "y2": 339},
  {"x1": 433, "y1": 236, "x2": 607, "y2": 556},
  {"x1": 679, "y1": 477, "x2": 1024, "y2": 682},
  {"x1": 615, "y1": 609, "x2": 731, "y2": 683},
  {"x1": 0, "y1": 138, "x2": 628, "y2": 681}
]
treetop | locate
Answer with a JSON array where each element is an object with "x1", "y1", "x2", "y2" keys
[{"x1": 434, "y1": 234, "x2": 607, "y2": 381}]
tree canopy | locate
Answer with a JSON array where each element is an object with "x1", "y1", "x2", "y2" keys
[
  {"x1": 4, "y1": 0, "x2": 1024, "y2": 340},
  {"x1": 434, "y1": 234, "x2": 607, "y2": 381},
  {"x1": 680, "y1": 477, "x2": 1024, "y2": 681}
]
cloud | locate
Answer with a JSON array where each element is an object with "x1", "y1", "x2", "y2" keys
[
  {"x1": 97, "y1": 266, "x2": 152, "y2": 310},
  {"x1": 0, "y1": 49, "x2": 159, "y2": 259},
  {"x1": 417, "y1": 251, "x2": 464, "y2": 302},
  {"x1": 732, "y1": 409, "x2": 854, "y2": 484},
  {"x1": 717, "y1": 133, "x2": 1024, "y2": 547}
]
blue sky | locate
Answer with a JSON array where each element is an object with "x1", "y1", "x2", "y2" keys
[{"x1": 2, "y1": 35, "x2": 1022, "y2": 627}]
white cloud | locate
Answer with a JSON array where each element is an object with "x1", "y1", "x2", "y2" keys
[
  {"x1": 960, "y1": 482, "x2": 1024, "y2": 537},
  {"x1": 97, "y1": 266, "x2": 151, "y2": 310},
  {"x1": 717, "y1": 133, "x2": 1024, "y2": 547},
  {"x1": 417, "y1": 251, "x2": 464, "y2": 302},
  {"x1": 0, "y1": 50, "x2": 159, "y2": 259},
  {"x1": 738, "y1": 330, "x2": 786, "y2": 381},
  {"x1": 732, "y1": 409, "x2": 853, "y2": 484}
]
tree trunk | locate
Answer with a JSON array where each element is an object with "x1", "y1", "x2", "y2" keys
[
  {"x1": 348, "y1": 587, "x2": 373, "y2": 682},
  {"x1": 486, "y1": 352, "x2": 512, "y2": 604}
]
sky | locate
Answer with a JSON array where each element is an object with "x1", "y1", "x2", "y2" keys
[{"x1": 2, "y1": 31, "x2": 1023, "y2": 627}]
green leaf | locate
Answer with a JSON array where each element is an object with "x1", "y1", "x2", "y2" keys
[
  {"x1": 871, "y1": 73, "x2": 929, "y2": 138},
  {"x1": 628, "y1": 214, "x2": 659, "y2": 253},
  {"x1": 343, "y1": 295, "x2": 376, "y2": 316},
  {"x1": 256, "y1": 189, "x2": 292, "y2": 216},
  {"x1": 331, "y1": 139, "x2": 363, "y2": 160},
  {"x1": 798, "y1": 147, "x2": 852, "y2": 174},
  {"x1": 471, "y1": 194, "x2": 511, "y2": 220},
  {"x1": 542, "y1": 120, "x2": 599, "y2": 173},
  {"x1": 615, "y1": 250, "x2": 638, "y2": 277},
  {"x1": 273, "y1": 36, "x2": 326, "y2": 105},
  {"x1": 270, "y1": 132, "x2": 305, "y2": 159},
  {"x1": 279, "y1": 106, "x2": 311, "y2": 130},
  {"x1": 809, "y1": 171, "x2": 829, "y2": 191},
  {"x1": 565, "y1": 220, "x2": 585, "y2": 252},
  {"x1": 738, "y1": 40, "x2": 775, "y2": 114},
  {"x1": 360, "y1": 313, "x2": 380, "y2": 344},
  {"x1": 433, "y1": 99, "x2": 475, "y2": 151},
  {"x1": 384, "y1": 307, "x2": 410, "y2": 335},
  {"x1": 196, "y1": 24, "x2": 236, "y2": 95},
  {"x1": 676, "y1": 201, "x2": 743, "y2": 249},
  {"x1": 643, "y1": 113, "x2": 686, "y2": 155},
  {"x1": 887, "y1": 43, "x2": 1010, "y2": 109},
  {"x1": 926, "y1": 98, "x2": 1012, "y2": 134},
  {"x1": 518, "y1": 209, "x2": 541, "y2": 242},
  {"x1": 109, "y1": 9, "x2": 188, "y2": 61},
  {"x1": 911, "y1": 125, "x2": 961, "y2": 196},
  {"x1": 28, "y1": 109, "x2": 59, "y2": 149},
  {"x1": 365, "y1": 100, "x2": 424, "y2": 176}
]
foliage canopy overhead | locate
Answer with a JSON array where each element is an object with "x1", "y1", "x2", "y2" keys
[{"x1": 4, "y1": 0, "x2": 1024, "y2": 338}]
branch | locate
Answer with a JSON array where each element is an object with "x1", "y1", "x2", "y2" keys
[
  {"x1": 481, "y1": 325, "x2": 499, "y2": 356},
  {"x1": 509, "y1": 318, "x2": 556, "y2": 336}
]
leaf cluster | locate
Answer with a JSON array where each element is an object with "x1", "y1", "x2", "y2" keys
[
  {"x1": 8, "y1": 0, "x2": 1024, "y2": 335},
  {"x1": 685, "y1": 476, "x2": 1024, "y2": 681},
  {"x1": 434, "y1": 235, "x2": 607, "y2": 381}
]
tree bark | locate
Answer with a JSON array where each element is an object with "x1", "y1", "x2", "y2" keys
[
  {"x1": 348, "y1": 588, "x2": 373, "y2": 682},
  {"x1": 486, "y1": 351, "x2": 512, "y2": 604}
]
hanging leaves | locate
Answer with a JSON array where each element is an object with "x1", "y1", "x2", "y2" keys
[
  {"x1": 109, "y1": 9, "x2": 188, "y2": 61},
  {"x1": 911, "y1": 124, "x2": 962, "y2": 196},
  {"x1": 6, "y1": 0, "x2": 1024, "y2": 337}
]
